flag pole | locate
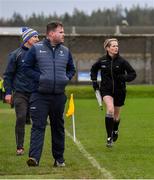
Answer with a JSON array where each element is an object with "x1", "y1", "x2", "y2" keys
[
  {"x1": 66, "y1": 93, "x2": 76, "y2": 142},
  {"x1": 72, "y1": 114, "x2": 76, "y2": 142},
  {"x1": 95, "y1": 90, "x2": 103, "y2": 110}
]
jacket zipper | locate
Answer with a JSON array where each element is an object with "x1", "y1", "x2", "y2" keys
[
  {"x1": 111, "y1": 59, "x2": 114, "y2": 94},
  {"x1": 52, "y1": 48, "x2": 56, "y2": 93}
]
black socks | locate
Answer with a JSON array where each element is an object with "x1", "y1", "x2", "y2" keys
[
  {"x1": 105, "y1": 115, "x2": 114, "y2": 138},
  {"x1": 113, "y1": 120, "x2": 120, "y2": 131}
]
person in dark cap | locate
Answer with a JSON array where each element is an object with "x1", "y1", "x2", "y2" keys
[
  {"x1": 3, "y1": 27, "x2": 39, "y2": 155},
  {"x1": 90, "y1": 38, "x2": 136, "y2": 148}
]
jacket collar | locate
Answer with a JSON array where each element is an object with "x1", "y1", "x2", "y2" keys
[
  {"x1": 106, "y1": 52, "x2": 119, "y2": 60},
  {"x1": 44, "y1": 38, "x2": 61, "y2": 50},
  {"x1": 21, "y1": 45, "x2": 29, "y2": 51}
]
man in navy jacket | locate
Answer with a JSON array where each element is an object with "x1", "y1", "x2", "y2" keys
[
  {"x1": 3, "y1": 27, "x2": 39, "y2": 155},
  {"x1": 24, "y1": 21, "x2": 76, "y2": 167}
]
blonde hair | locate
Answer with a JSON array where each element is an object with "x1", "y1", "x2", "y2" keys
[{"x1": 104, "y1": 38, "x2": 118, "y2": 50}]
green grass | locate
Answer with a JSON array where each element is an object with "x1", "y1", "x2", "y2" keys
[
  {"x1": 69, "y1": 98, "x2": 154, "y2": 179},
  {"x1": 1, "y1": 85, "x2": 154, "y2": 178}
]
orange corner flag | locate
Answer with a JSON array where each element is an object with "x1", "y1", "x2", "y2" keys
[{"x1": 66, "y1": 93, "x2": 75, "y2": 117}]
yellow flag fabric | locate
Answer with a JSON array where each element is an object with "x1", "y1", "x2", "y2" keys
[
  {"x1": 66, "y1": 93, "x2": 75, "y2": 117},
  {"x1": 0, "y1": 79, "x2": 2, "y2": 89}
]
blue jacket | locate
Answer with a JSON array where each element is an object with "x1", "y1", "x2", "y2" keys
[
  {"x1": 3, "y1": 45, "x2": 37, "y2": 95},
  {"x1": 23, "y1": 38, "x2": 76, "y2": 94}
]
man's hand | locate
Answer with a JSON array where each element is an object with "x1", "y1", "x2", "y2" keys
[{"x1": 5, "y1": 94, "x2": 12, "y2": 104}]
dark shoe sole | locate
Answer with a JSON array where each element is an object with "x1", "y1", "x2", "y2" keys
[{"x1": 27, "y1": 158, "x2": 38, "y2": 167}]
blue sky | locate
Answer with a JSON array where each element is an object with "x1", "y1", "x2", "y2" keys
[{"x1": 0, "y1": 0, "x2": 154, "y2": 19}]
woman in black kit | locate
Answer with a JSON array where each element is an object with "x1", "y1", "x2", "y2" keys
[{"x1": 90, "y1": 38, "x2": 136, "y2": 147}]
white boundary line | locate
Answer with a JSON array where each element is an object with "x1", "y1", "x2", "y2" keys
[{"x1": 66, "y1": 130, "x2": 114, "y2": 179}]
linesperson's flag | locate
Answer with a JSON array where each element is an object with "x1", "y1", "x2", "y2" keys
[
  {"x1": 66, "y1": 93, "x2": 74, "y2": 117},
  {"x1": 66, "y1": 93, "x2": 76, "y2": 142}
]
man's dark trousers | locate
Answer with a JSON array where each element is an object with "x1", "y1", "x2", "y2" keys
[
  {"x1": 29, "y1": 92, "x2": 67, "y2": 163},
  {"x1": 14, "y1": 92, "x2": 31, "y2": 149}
]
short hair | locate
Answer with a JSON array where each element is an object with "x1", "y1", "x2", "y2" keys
[
  {"x1": 46, "y1": 21, "x2": 63, "y2": 34},
  {"x1": 104, "y1": 38, "x2": 118, "y2": 49}
]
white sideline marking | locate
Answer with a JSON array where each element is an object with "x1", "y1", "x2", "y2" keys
[{"x1": 66, "y1": 130, "x2": 113, "y2": 179}]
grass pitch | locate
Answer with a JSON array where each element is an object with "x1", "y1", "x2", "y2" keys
[{"x1": 0, "y1": 92, "x2": 154, "y2": 178}]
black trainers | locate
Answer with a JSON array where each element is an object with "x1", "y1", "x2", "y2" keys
[
  {"x1": 54, "y1": 160, "x2": 65, "y2": 167},
  {"x1": 112, "y1": 130, "x2": 119, "y2": 142},
  {"x1": 27, "y1": 157, "x2": 38, "y2": 167},
  {"x1": 106, "y1": 137, "x2": 113, "y2": 148}
]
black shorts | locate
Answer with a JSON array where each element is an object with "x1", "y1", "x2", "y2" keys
[{"x1": 101, "y1": 89, "x2": 126, "y2": 107}]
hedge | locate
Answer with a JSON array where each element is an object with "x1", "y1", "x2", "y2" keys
[{"x1": 65, "y1": 85, "x2": 154, "y2": 99}]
